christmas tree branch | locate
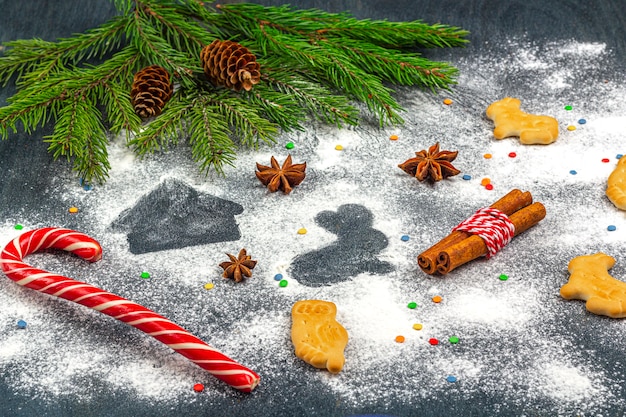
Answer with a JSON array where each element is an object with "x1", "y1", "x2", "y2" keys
[{"x1": 0, "y1": 0, "x2": 469, "y2": 183}]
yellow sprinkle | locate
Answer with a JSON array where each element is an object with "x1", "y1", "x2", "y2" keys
[
  {"x1": 68, "y1": 206, "x2": 79, "y2": 214},
  {"x1": 432, "y1": 295, "x2": 443, "y2": 303},
  {"x1": 443, "y1": 98, "x2": 453, "y2": 105},
  {"x1": 203, "y1": 283, "x2": 214, "y2": 290},
  {"x1": 335, "y1": 144, "x2": 343, "y2": 151},
  {"x1": 483, "y1": 153, "x2": 492, "y2": 159},
  {"x1": 567, "y1": 125, "x2": 576, "y2": 131},
  {"x1": 389, "y1": 134, "x2": 399, "y2": 141},
  {"x1": 297, "y1": 228, "x2": 307, "y2": 235},
  {"x1": 412, "y1": 323, "x2": 423, "y2": 331},
  {"x1": 480, "y1": 177, "x2": 491, "y2": 186}
]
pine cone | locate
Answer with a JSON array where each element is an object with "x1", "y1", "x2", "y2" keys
[
  {"x1": 200, "y1": 40, "x2": 260, "y2": 92},
  {"x1": 130, "y1": 65, "x2": 173, "y2": 118}
]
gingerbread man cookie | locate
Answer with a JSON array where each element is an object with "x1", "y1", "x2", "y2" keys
[
  {"x1": 291, "y1": 300, "x2": 349, "y2": 373},
  {"x1": 606, "y1": 156, "x2": 626, "y2": 210},
  {"x1": 560, "y1": 253, "x2": 626, "y2": 318},
  {"x1": 486, "y1": 97, "x2": 559, "y2": 144}
]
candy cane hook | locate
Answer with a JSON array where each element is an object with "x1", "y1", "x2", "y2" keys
[{"x1": 0, "y1": 227, "x2": 260, "y2": 392}]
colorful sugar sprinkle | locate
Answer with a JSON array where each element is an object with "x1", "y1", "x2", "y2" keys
[
  {"x1": 499, "y1": 274, "x2": 509, "y2": 281},
  {"x1": 567, "y1": 125, "x2": 576, "y2": 131},
  {"x1": 407, "y1": 302, "x2": 418, "y2": 309},
  {"x1": 412, "y1": 323, "x2": 423, "y2": 331},
  {"x1": 140, "y1": 272, "x2": 151, "y2": 279},
  {"x1": 14, "y1": 224, "x2": 23, "y2": 230},
  {"x1": 17, "y1": 320, "x2": 27, "y2": 329},
  {"x1": 446, "y1": 375, "x2": 458, "y2": 383},
  {"x1": 297, "y1": 228, "x2": 307, "y2": 235},
  {"x1": 462, "y1": 174, "x2": 471, "y2": 180},
  {"x1": 274, "y1": 273, "x2": 283, "y2": 281},
  {"x1": 395, "y1": 335, "x2": 406, "y2": 343},
  {"x1": 335, "y1": 144, "x2": 344, "y2": 151},
  {"x1": 279, "y1": 279, "x2": 288, "y2": 287},
  {"x1": 485, "y1": 184, "x2": 494, "y2": 191},
  {"x1": 578, "y1": 119, "x2": 586, "y2": 124},
  {"x1": 443, "y1": 98, "x2": 453, "y2": 105},
  {"x1": 569, "y1": 170, "x2": 577, "y2": 175},
  {"x1": 449, "y1": 336, "x2": 460, "y2": 344},
  {"x1": 602, "y1": 158, "x2": 610, "y2": 163},
  {"x1": 608, "y1": 225, "x2": 617, "y2": 231},
  {"x1": 617, "y1": 154, "x2": 623, "y2": 159},
  {"x1": 483, "y1": 153, "x2": 492, "y2": 159},
  {"x1": 285, "y1": 141, "x2": 295, "y2": 149},
  {"x1": 428, "y1": 338, "x2": 439, "y2": 346},
  {"x1": 508, "y1": 152, "x2": 517, "y2": 158},
  {"x1": 400, "y1": 235, "x2": 410, "y2": 242},
  {"x1": 564, "y1": 105, "x2": 573, "y2": 110},
  {"x1": 481, "y1": 178, "x2": 491, "y2": 186},
  {"x1": 68, "y1": 206, "x2": 79, "y2": 214},
  {"x1": 432, "y1": 295, "x2": 443, "y2": 303},
  {"x1": 389, "y1": 134, "x2": 399, "y2": 141},
  {"x1": 203, "y1": 283, "x2": 214, "y2": 290},
  {"x1": 193, "y1": 383, "x2": 205, "y2": 392}
]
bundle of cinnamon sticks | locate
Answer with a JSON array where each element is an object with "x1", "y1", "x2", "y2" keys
[{"x1": 418, "y1": 189, "x2": 546, "y2": 275}]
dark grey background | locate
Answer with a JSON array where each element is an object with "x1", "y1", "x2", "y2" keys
[{"x1": 1, "y1": 1, "x2": 625, "y2": 417}]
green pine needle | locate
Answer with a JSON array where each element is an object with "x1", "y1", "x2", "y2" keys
[{"x1": 0, "y1": 0, "x2": 468, "y2": 184}]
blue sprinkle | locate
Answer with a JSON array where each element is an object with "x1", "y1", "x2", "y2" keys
[
  {"x1": 578, "y1": 119, "x2": 586, "y2": 124},
  {"x1": 569, "y1": 170, "x2": 577, "y2": 175},
  {"x1": 462, "y1": 174, "x2": 471, "y2": 181},
  {"x1": 17, "y1": 320, "x2": 27, "y2": 329},
  {"x1": 608, "y1": 225, "x2": 617, "y2": 231},
  {"x1": 446, "y1": 375, "x2": 457, "y2": 383},
  {"x1": 274, "y1": 273, "x2": 283, "y2": 281},
  {"x1": 401, "y1": 235, "x2": 410, "y2": 242},
  {"x1": 617, "y1": 154, "x2": 623, "y2": 159}
]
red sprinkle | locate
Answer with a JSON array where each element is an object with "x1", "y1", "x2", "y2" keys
[
  {"x1": 508, "y1": 152, "x2": 517, "y2": 158},
  {"x1": 193, "y1": 383, "x2": 205, "y2": 392},
  {"x1": 485, "y1": 184, "x2": 494, "y2": 190},
  {"x1": 602, "y1": 158, "x2": 610, "y2": 163},
  {"x1": 428, "y1": 338, "x2": 439, "y2": 346}
]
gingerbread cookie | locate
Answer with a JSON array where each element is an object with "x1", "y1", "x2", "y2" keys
[
  {"x1": 291, "y1": 300, "x2": 348, "y2": 373},
  {"x1": 560, "y1": 253, "x2": 626, "y2": 318},
  {"x1": 486, "y1": 97, "x2": 559, "y2": 144},
  {"x1": 606, "y1": 156, "x2": 626, "y2": 210}
]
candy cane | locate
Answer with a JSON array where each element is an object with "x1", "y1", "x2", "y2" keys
[{"x1": 0, "y1": 227, "x2": 260, "y2": 392}]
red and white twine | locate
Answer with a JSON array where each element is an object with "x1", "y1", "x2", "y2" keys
[{"x1": 452, "y1": 207, "x2": 515, "y2": 258}]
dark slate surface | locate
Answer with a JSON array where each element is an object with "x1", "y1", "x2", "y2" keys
[{"x1": 1, "y1": 2, "x2": 625, "y2": 417}]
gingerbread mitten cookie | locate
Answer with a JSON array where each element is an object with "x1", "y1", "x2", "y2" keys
[
  {"x1": 560, "y1": 253, "x2": 626, "y2": 318},
  {"x1": 291, "y1": 300, "x2": 349, "y2": 373}
]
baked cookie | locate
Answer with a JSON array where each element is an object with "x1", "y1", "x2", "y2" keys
[
  {"x1": 486, "y1": 97, "x2": 559, "y2": 144},
  {"x1": 560, "y1": 252, "x2": 626, "y2": 318},
  {"x1": 606, "y1": 156, "x2": 626, "y2": 210},
  {"x1": 291, "y1": 300, "x2": 348, "y2": 373}
]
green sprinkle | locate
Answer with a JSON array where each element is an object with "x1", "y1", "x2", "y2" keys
[
  {"x1": 498, "y1": 274, "x2": 508, "y2": 281},
  {"x1": 407, "y1": 302, "x2": 418, "y2": 309},
  {"x1": 279, "y1": 279, "x2": 288, "y2": 287},
  {"x1": 14, "y1": 224, "x2": 23, "y2": 230},
  {"x1": 140, "y1": 272, "x2": 151, "y2": 279},
  {"x1": 285, "y1": 142, "x2": 295, "y2": 149},
  {"x1": 449, "y1": 336, "x2": 460, "y2": 344},
  {"x1": 564, "y1": 105, "x2": 573, "y2": 111}
]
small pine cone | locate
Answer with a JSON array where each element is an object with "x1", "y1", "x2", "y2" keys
[
  {"x1": 200, "y1": 40, "x2": 260, "y2": 92},
  {"x1": 130, "y1": 65, "x2": 173, "y2": 118}
]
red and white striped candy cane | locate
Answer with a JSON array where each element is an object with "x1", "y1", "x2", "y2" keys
[{"x1": 0, "y1": 227, "x2": 260, "y2": 392}]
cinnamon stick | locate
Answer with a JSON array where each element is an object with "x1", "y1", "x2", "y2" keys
[
  {"x1": 435, "y1": 201, "x2": 546, "y2": 274},
  {"x1": 417, "y1": 189, "x2": 533, "y2": 274}
]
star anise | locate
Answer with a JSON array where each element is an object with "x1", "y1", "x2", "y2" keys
[
  {"x1": 219, "y1": 249, "x2": 257, "y2": 282},
  {"x1": 398, "y1": 142, "x2": 460, "y2": 182},
  {"x1": 255, "y1": 154, "x2": 306, "y2": 194}
]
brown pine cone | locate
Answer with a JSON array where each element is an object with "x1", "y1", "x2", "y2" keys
[
  {"x1": 130, "y1": 65, "x2": 173, "y2": 118},
  {"x1": 200, "y1": 40, "x2": 260, "y2": 92}
]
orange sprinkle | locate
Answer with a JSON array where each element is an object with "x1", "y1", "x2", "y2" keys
[
  {"x1": 389, "y1": 134, "x2": 399, "y2": 141},
  {"x1": 480, "y1": 177, "x2": 491, "y2": 186},
  {"x1": 483, "y1": 153, "x2": 492, "y2": 159},
  {"x1": 395, "y1": 335, "x2": 406, "y2": 343},
  {"x1": 432, "y1": 295, "x2": 443, "y2": 303},
  {"x1": 443, "y1": 98, "x2": 453, "y2": 105},
  {"x1": 68, "y1": 206, "x2": 79, "y2": 214}
]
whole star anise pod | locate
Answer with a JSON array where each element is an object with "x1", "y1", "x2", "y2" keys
[
  {"x1": 255, "y1": 154, "x2": 307, "y2": 194},
  {"x1": 219, "y1": 249, "x2": 257, "y2": 282},
  {"x1": 398, "y1": 142, "x2": 460, "y2": 182}
]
